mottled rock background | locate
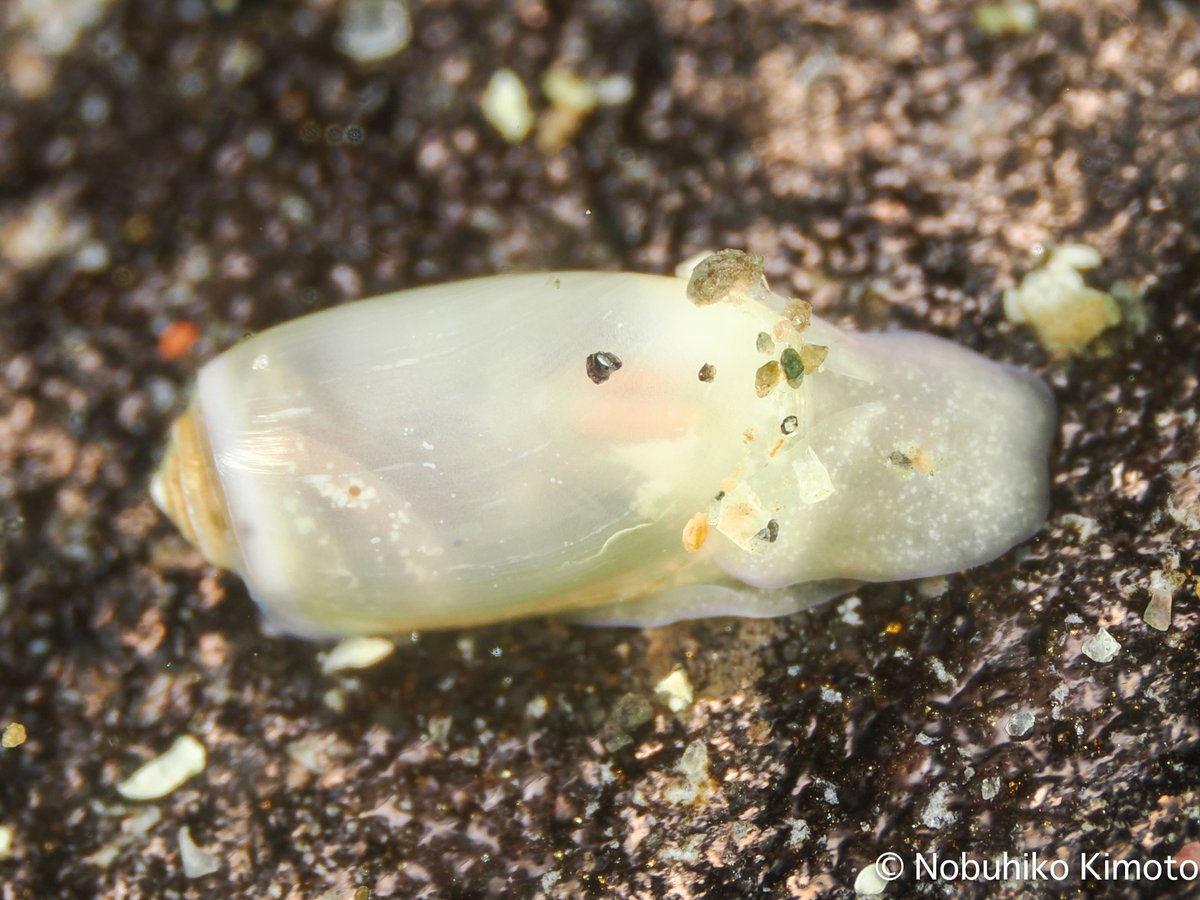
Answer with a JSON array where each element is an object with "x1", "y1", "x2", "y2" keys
[{"x1": 1, "y1": 0, "x2": 1198, "y2": 897}]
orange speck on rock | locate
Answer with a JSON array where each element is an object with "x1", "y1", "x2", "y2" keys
[{"x1": 158, "y1": 321, "x2": 201, "y2": 361}]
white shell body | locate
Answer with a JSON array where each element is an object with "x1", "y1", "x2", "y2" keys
[{"x1": 154, "y1": 269, "x2": 1055, "y2": 637}]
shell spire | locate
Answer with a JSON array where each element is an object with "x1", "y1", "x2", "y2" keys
[{"x1": 151, "y1": 403, "x2": 238, "y2": 571}]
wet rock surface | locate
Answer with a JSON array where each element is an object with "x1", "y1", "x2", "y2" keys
[{"x1": 1, "y1": 1, "x2": 1198, "y2": 896}]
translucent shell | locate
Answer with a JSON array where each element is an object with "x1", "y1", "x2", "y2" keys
[{"x1": 153, "y1": 262, "x2": 1055, "y2": 637}]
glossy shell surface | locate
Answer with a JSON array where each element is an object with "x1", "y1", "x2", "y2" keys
[{"x1": 153, "y1": 268, "x2": 1055, "y2": 637}]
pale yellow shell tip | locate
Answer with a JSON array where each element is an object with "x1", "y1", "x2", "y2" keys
[{"x1": 152, "y1": 405, "x2": 238, "y2": 571}]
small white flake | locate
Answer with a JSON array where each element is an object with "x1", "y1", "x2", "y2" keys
[
  {"x1": 335, "y1": 0, "x2": 412, "y2": 62},
  {"x1": 117, "y1": 735, "x2": 207, "y2": 800},
  {"x1": 178, "y1": 826, "x2": 219, "y2": 878},
  {"x1": 854, "y1": 862, "x2": 888, "y2": 895},
  {"x1": 320, "y1": 636, "x2": 395, "y2": 674}
]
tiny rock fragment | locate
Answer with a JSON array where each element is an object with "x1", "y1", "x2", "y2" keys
[
  {"x1": 754, "y1": 518, "x2": 780, "y2": 544},
  {"x1": 673, "y1": 249, "x2": 716, "y2": 280},
  {"x1": 1, "y1": 722, "x2": 26, "y2": 749},
  {"x1": 975, "y1": 1, "x2": 1039, "y2": 36},
  {"x1": 685, "y1": 249, "x2": 766, "y2": 306},
  {"x1": 1143, "y1": 568, "x2": 1185, "y2": 631},
  {"x1": 756, "y1": 331, "x2": 775, "y2": 353},
  {"x1": 793, "y1": 447, "x2": 835, "y2": 504},
  {"x1": 157, "y1": 321, "x2": 201, "y2": 361},
  {"x1": 1143, "y1": 594, "x2": 1172, "y2": 631},
  {"x1": 798, "y1": 343, "x2": 828, "y2": 373},
  {"x1": 1003, "y1": 243, "x2": 1122, "y2": 356},
  {"x1": 481, "y1": 69, "x2": 534, "y2": 143},
  {"x1": 117, "y1": 735, "x2": 207, "y2": 801},
  {"x1": 780, "y1": 347, "x2": 804, "y2": 387},
  {"x1": 1081, "y1": 627, "x2": 1121, "y2": 662},
  {"x1": 663, "y1": 740, "x2": 717, "y2": 805},
  {"x1": 0, "y1": 824, "x2": 12, "y2": 860},
  {"x1": 592, "y1": 73, "x2": 635, "y2": 106},
  {"x1": 713, "y1": 482, "x2": 772, "y2": 550},
  {"x1": 319, "y1": 636, "x2": 395, "y2": 674},
  {"x1": 585, "y1": 351, "x2": 623, "y2": 384},
  {"x1": 754, "y1": 360, "x2": 783, "y2": 397},
  {"x1": 655, "y1": 668, "x2": 694, "y2": 712},
  {"x1": 697, "y1": 362, "x2": 715, "y2": 383},
  {"x1": 335, "y1": 0, "x2": 412, "y2": 62},
  {"x1": 1060, "y1": 513, "x2": 1100, "y2": 542},
  {"x1": 1005, "y1": 710, "x2": 1036, "y2": 739},
  {"x1": 782, "y1": 300, "x2": 813, "y2": 332},
  {"x1": 908, "y1": 447, "x2": 935, "y2": 475},
  {"x1": 681, "y1": 513, "x2": 709, "y2": 553},
  {"x1": 540, "y1": 68, "x2": 597, "y2": 113},
  {"x1": 609, "y1": 693, "x2": 654, "y2": 731},
  {"x1": 178, "y1": 826, "x2": 220, "y2": 879}
]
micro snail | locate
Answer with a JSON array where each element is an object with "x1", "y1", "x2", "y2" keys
[{"x1": 152, "y1": 249, "x2": 1055, "y2": 638}]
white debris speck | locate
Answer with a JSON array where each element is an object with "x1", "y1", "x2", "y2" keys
[
  {"x1": 928, "y1": 657, "x2": 955, "y2": 685},
  {"x1": 854, "y1": 861, "x2": 888, "y2": 895},
  {"x1": 0, "y1": 824, "x2": 12, "y2": 860},
  {"x1": 1050, "y1": 683, "x2": 1070, "y2": 720},
  {"x1": 12, "y1": 0, "x2": 113, "y2": 56},
  {"x1": 319, "y1": 636, "x2": 394, "y2": 674},
  {"x1": 75, "y1": 239, "x2": 110, "y2": 271},
  {"x1": 916, "y1": 575, "x2": 949, "y2": 598},
  {"x1": 117, "y1": 735, "x2": 206, "y2": 800},
  {"x1": 593, "y1": 73, "x2": 635, "y2": 106},
  {"x1": 481, "y1": 69, "x2": 534, "y2": 143},
  {"x1": 920, "y1": 782, "x2": 958, "y2": 828},
  {"x1": 251, "y1": 354, "x2": 270, "y2": 371},
  {"x1": 820, "y1": 685, "x2": 844, "y2": 704},
  {"x1": 838, "y1": 595, "x2": 863, "y2": 626},
  {"x1": 525, "y1": 694, "x2": 549, "y2": 720},
  {"x1": 1005, "y1": 709, "x2": 1036, "y2": 739},
  {"x1": 178, "y1": 826, "x2": 219, "y2": 878},
  {"x1": 786, "y1": 817, "x2": 810, "y2": 848},
  {"x1": 654, "y1": 668, "x2": 694, "y2": 713},
  {"x1": 981, "y1": 776, "x2": 1001, "y2": 801},
  {"x1": 1059, "y1": 513, "x2": 1100, "y2": 542},
  {"x1": 1081, "y1": 627, "x2": 1121, "y2": 663},
  {"x1": 1, "y1": 195, "x2": 90, "y2": 268},
  {"x1": 279, "y1": 193, "x2": 314, "y2": 228},
  {"x1": 335, "y1": 0, "x2": 412, "y2": 62}
]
